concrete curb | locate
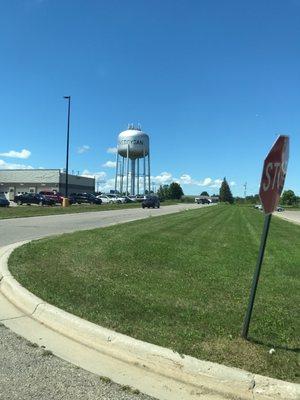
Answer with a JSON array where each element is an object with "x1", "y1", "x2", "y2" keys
[{"x1": 0, "y1": 242, "x2": 299, "y2": 400}]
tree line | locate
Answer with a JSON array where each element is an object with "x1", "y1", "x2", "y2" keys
[{"x1": 156, "y1": 178, "x2": 298, "y2": 206}]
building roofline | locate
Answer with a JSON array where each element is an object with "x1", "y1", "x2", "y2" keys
[{"x1": 0, "y1": 169, "x2": 60, "y2": 171}]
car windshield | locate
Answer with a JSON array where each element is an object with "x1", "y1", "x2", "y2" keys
[{"x1": 0, "y1": 194, "x2": 6, "y2": 199}]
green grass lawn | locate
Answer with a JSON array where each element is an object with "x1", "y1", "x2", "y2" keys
[{"x1": 9, "y1": 205, "x2": 300, "y2": 382}]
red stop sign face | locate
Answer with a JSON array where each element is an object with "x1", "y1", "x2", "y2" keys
[{"x1": 259, "y1": 135, "x2": 289, "y2": 214}]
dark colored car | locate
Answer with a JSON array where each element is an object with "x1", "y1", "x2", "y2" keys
[
  {"x1": 69, "y1": 193, "x2": 102, "y2": 205},
  {"x1": 39, "y1": 191, "x2": 64, "y2": 204},
  {"x1": 0, "y1": 194, "x2": 9, "y2": 207},
  {"x1": 142, "y1": 195, "x2": 160, "y2": 209},
  {"x1": 197, "y1": 198, "x2": 211, "y2": 205},
  {"x1": 14, "y1": 193, "x2": 55, "y2": 206}
]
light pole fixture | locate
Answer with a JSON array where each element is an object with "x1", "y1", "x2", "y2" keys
[{"x1": 63, "y1": 96, "x2": 71, "y2": 198}]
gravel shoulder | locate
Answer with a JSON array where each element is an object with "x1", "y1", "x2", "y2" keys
[{"x1": 0, "y1": 323, "x2": 154, "y2": 400}]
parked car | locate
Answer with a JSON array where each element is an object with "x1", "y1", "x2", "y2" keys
[
  {"x1": 195, "y1": 197, "x2": 212, "y2": 204},
  {"x1": 136, "y1": 195, "x2": 146, "y2": 202},
  {"x1": 276, "y1": 206, "x2": 285, "y2": 212},
  {"x1": 14, "y1": 193, "x2": 55, "y2": 206},
  {"x1": 0, "y1": 193, "x2": 9, "y2": 207},
  {"x1": 96, "y1": 194, "x2": 113, "y2": 204},
  {"x1": 39, "y1": 191, "x2": 64, "y2": 204},
  {"x1": 197, "y1": 198, "x2": 211, "y2": 205},
  {"x1": 69, "y1": 193, "x2": 102, "y2": 205},
  {"x1": 142, "y1": 195, "x2": 160, "y2": 209},
  {"x1": 124, "y1": 196, "x2": 136, "y2": 203},
  {"x1": 254, "y1": 205, "x2": 263, "y2": 210},
  {"x1": 116, "y1": 196, "x2": 127, "y2": 204},
  {"x1": 106, "y1": 194, "x2": 126, "y2": 204},
  {"x1": 127, "y1": 195, "x2": 138, "y2": 202}
]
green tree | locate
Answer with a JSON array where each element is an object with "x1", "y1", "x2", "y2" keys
[
  {"x1": 219, "y1": 177, "x2": 234, "y2": 204},
  {"x1": 245, "y1": 194, "x2": 260, "y2": 204},
  {"x1": 169, "y1": 182, "x2": 184, "y2": 199},
  {"x1": 157, "y1": 185, "x2": 170, "y2": 201},
  {"x1": 281, "y1": 190, "x2": 297, "y2": 205},
  {"x1": 200, "y1": 191, "x2": 209, "y2": 196}
]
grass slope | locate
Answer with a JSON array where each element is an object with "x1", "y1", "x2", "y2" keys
[{"x1": 9, "y1": 205, "x2": 300, "y2": 382}]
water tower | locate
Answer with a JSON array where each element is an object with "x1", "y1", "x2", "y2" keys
[{"x1": 114, "y1": 124, "x2": 151, "y2": 195}]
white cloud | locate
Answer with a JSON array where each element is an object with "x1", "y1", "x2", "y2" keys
[
  {"x1": 151, "y1": 172, "x2": 173, "y2": 186},
  {"x1": 201, "y1": 177, "x2": 212, "y2": 186},
  {"x1": 81, "y1": 169, "x2": 107, "y2": 181},
  {"x1": 77, "y1": 145, "x2": 90, "y2": 154},
  {"x1": 106, "y1": 147, "x2": 117, "y2": 154},
  {"x1": 0, "y1": 149, "x2": 31, "y2": 159},
  {"x1": 81, "y1": 169, "x2": 114, "y2": 192},
  {"x1": 0, "y1": 159, "x2": 34, "y2": 169},
  {"x1": 102, "y1": 161, "x2": 117, "y2": 168},
  {"x1": 150, "y1": 172, "x2": 232, "y2": 189},
  {"x1": 179, "y1": 174, "x2": 194, "y2": 185},
  {"x1": 208, "y1": 179, "x2": 223, "y2": 188},
  {"x1": 176, "y1": 175, "x2": 218, "y2": 188},
  {"x1": 230, "y1": 181, "x2": 236, "y2": 186},
  {"x1": 97, "y1": 178, "x2": 116, "y2": 193}
]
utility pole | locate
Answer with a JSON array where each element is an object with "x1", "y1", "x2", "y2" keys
[
  {"x1": 63, "y1": 96, "x2": 71, "y2": 204},
  {"x1": 243, "y1": 182, "x2": 247, "y2": 198}
]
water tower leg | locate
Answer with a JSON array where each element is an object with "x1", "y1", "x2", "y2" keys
[
  {"x1": 131, "y1": 159, "x2": 135, "y2": 195},
  {"x1": 143, "y1": 148, "x2": 146, "y2": 195},
  {"x1": 147, "y1": 150, "x2": 151, "y2": 193},
  {"x1": 126, "y1": 145, "x2": 129, "y2": 195},
  {"x1": 137, "y1": 158, "x2": 139, "y2": 195},
  {"x1": 120, "y1": 157, "x2": 124, "y2": 194},
  {"x1": 114, "y1": 152, "x2": 119, "y2": 192}
]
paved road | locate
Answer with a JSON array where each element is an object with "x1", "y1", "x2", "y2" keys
[
  {"x1": 274, "y1": 210, "x2": 300, "y2": 225},
  {"x1": 0, "y1": 204, "x2": 200, "y2": 400},
  {"x1": 0, "y1": 203, "x2": 199, "y2": 246}
]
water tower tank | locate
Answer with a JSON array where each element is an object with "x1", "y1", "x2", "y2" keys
[{"x1": 117, "y1": 127, "x2": 149, "y2": 159}]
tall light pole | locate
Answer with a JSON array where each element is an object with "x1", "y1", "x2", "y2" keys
[{"x1": 63, "y1": 96, "x2": 71, "y2": 198}]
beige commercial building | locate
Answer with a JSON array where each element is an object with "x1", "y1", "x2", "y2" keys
[{"x1": 0, "y1": 169, "x2": 95, "y2": 200}]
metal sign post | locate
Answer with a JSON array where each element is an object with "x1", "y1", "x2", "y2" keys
[
  {"x1": 241, "y1": 213, "x2": 271, "y2": 338},
  {"x1": 241, "y1": 135, "x2": 289, "y2": 340}
]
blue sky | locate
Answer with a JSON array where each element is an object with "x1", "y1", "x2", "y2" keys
[{"x1": 0, "y1": 0, "x2": 299, "y2": 195}]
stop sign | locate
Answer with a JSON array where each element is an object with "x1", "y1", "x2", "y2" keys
[{"x1": 259, "y1": 135, "x2": 289, "y2": 214}]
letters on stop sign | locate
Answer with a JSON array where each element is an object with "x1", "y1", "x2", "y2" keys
[
  {"x1": 262, "y1": 161, "x2": 288, "y2": 192},
  {"x1": 259, "y1": 135, "x2": 289, "y2": 215}
]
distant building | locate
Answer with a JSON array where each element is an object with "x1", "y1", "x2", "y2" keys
[{"x1": 0, "y1": 169, "x2": 95, "y2": 200}]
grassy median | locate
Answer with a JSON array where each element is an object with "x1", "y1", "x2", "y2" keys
[{"x1": 9, "y1": 205, "x2": 300, "y2": 382}]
